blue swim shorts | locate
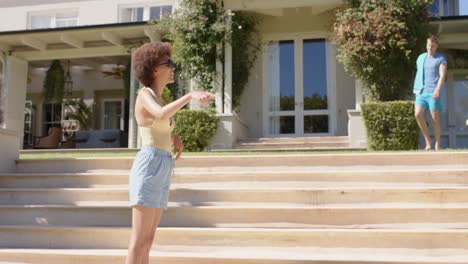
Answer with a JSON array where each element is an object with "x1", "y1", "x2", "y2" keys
[
  {"x1": 129, "y1": 146, "x2": 174, "y2": 209},
  {"x1": 415, "y1": 92, "x2": 442, "y2": 111}
]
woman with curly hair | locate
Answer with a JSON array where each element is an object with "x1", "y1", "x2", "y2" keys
[{"x1": 126, "y1": 42, "x2": 214, "y2": 264}]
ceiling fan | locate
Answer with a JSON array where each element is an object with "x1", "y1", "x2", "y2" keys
[{"x1": 101, "y1": 63, "x2": 126, "y2": 79}]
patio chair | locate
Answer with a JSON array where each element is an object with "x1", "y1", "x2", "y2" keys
[{"x1": 33, "y1": 126, "x2": 62, "y2": 149}]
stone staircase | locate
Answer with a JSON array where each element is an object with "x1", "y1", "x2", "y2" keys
[
  {"x1": 0, "y1": 152, "x2": 468, "y2": 263},
  {"x1": 232, "y1": 136, "x2": 360, "y2": 151}
]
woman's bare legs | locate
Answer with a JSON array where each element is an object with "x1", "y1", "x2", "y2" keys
[{"x1": 126, "y1": 205, "x2": 163, "y2": 264}]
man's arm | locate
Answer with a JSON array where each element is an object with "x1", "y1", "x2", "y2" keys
[{"x1": 433, "y1": 63, "x2": 447, "y2": 99}]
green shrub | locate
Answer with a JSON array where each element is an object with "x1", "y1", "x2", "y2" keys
[
  {"x1": 161, "y1": 87, "x2": 173, "y2": 104},
  {"x1": 361, "y1": 101, "x2": 419, "y2": 150},
  {"x1": 174, "y1": 109, "x2": 218, "y2": 152}
]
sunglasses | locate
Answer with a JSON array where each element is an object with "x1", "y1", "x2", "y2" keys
[{"x1": 156, "y1": 58, "x2": 175, "y2": 68}]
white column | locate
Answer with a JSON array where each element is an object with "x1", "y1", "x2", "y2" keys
[
  {"x1": 1, "y1": 55, "x2": 28, "y2": 170},
  {"x1": 128, "y1": 51, "x2": 139, "y2": 148},
  {"x1": 355, "y1": 79, "x2": 364, "y2": 110},
  {"x1": 5, "y1": 56, "x2": 28, "y2": 134},
  {"x1": 0, "y1": 53, "x2": 4, "y2": 128},
  {"x1": 224, "y1": 16, "x2": 233, "y2": 114},
  {"x1": 215, "y1": 43, "x2": 223, "y2": 114}
]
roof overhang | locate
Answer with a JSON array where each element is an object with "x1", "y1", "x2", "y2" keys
[
  {"x1": 0, "y1": 22, "x2": 163, "y2": 61},
  {"x1": 223, "y1": 0, "x2": 342, "y2": 16},
  {"x1": 431, "y1": 16, "x2": 468, "y2": 50}
]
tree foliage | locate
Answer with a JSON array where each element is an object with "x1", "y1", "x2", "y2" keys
[{"x1": 333, "y1": 0, "x2": 433, "y2": 101}]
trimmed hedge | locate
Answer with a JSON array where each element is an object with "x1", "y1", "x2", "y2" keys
[
  {"x1": 174, "y1": 109, "x2": 218, "y2": 152},
  {"x1": 361, "y1": 101, "x2": 419, "y2": 151}
]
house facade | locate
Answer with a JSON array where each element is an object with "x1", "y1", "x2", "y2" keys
[{"x1": 0, "y1": 0, "x2": 467, "y2": 170}]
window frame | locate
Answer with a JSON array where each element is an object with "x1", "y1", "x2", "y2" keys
[
  {"x1": 430, "y1": 0, "x2": 461, "y2": 17},
  {"x1": 101, "y1": 98, "x2": 125, "y2": 131},
  {"x1": 118, "y1": 2, "x2": 173, "y2": 23},
  {"x1": 27, "y1": 9, "x2": 79, "y2": 29}
]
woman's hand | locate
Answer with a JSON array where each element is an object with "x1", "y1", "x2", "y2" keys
[
  {"x1": 190, "y1": 91, "x2": 216, "y2": 105},
  {"x1": 172, "y1": 135, "x2": 184, "y2": 160}
]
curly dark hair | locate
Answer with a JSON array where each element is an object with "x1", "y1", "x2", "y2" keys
[{"x1": 132, "y1": 42, "x2": 172, "y2": 87}]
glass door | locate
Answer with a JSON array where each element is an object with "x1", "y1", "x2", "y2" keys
[{"x1": 265, "y1": 38, "x2": 330, "y2": 136}]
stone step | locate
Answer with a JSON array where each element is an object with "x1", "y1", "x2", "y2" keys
[
  {"x1": 238, "y1": 136, "x2": 350, "y2": 144},
  {"x1": 2, "y1": 247, "x2": 468, "y2": 264},
  {"x1": 4, "y1": 186, "x2": 468, "y2": 205},
  {"x1": 1, "y1": 169, "x2": 467, "y2": 188},
  {"x1": 0, "y1": 173, "x2": 128, "y2": 188},
  {"x1": 1, "y1": 226, "x2": 468, "y2": 249},
  {"x1": 233, "y1": 142, "x2": 351, "y2": 150},
  {"x1": 16, "y1": 152, "x2": 468, "y2": 173},
  {"x1": 3, "y1": 204, "x2": 468, "y2": 229},
  {"x1": 213, "y1": 146, "x2": 363, "y2": 152}
]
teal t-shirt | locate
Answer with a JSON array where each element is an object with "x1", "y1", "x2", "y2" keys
[{"x1": 422, "y1": 53, "x2": 447, "y2": 93}]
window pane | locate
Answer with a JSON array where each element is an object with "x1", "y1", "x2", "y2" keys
[
  {"x1": 56, "y1": 19, "x2": 78, "y2": 28},
  {"x1": 443, "y1": 0, "x2": 450, "y2": 16},
  {"x1": 429, "y1": 0, "x2": 440, "y2": 16},
  {"x1": 135, "y1": 8, "x2": 144, "y2": 21},
  {"x1": 303, "y1": 39, "x2": 328, "y2": 110},
  {"x1": 42, "y1": 103, "x2": 62, "y2": 135},
  {"x1": 56, "y1": 12, "x2": 78, "y2": 28},
  {"x1": 268, "y1": 40, "x2": 295, "y2": 112},
  {"x1": 161, "y1": 6, "x2": 172, "y2": 16},
  {"x1": 460, "y1": 0, "x2": 468, "y2": 15},
  {"x1": 150, "y1": 7, "x2": 161, "y2": 20},
  {"x1": 30, "y1": 15, "x2": 52, "y2": 29},
  {"x1": 122, "y1": 7, "x2": 144, "y2": 22},
  {"x1": 270, "y1": 116, "x2": 295, "y2": 134},
  {"x1": 104, "y1": 101, "x2": 122, "y2": 130},
  {"x1": 24, "y1": 102, "x2": 34, "y2": 147},
  {"x1": 304, "y1": 115, "x2": 328, "y2": 134},
  {"x1": 279, "y1": 41, "x2": 295, "y2": 111}
]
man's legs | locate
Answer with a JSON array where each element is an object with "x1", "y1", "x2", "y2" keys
[
  {"x1": 430, "y1": 110, "x2": 441, "y2": 151},
  {"x1": 415, "y1": 105, "x2": 432, "y2": 150}
]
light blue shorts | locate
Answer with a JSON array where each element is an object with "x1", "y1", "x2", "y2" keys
[
  {"x1": 129, "y1": 146, "x2": 174, "y2": 209},
  {"x1": 415, "y1": 92, "x2": 442, "y2": 111}
]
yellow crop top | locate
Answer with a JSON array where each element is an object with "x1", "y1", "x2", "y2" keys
[{"x1": 138, "y1": 87, "x2": 175, "y2": 153}]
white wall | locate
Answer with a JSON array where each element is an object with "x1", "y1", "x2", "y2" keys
[
  {"x1": 238, "y1": 48, "x2": 264, "y2": 138},
  {"x1": 0, "y1": 0, "x2": 174, "y2": 32}
]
